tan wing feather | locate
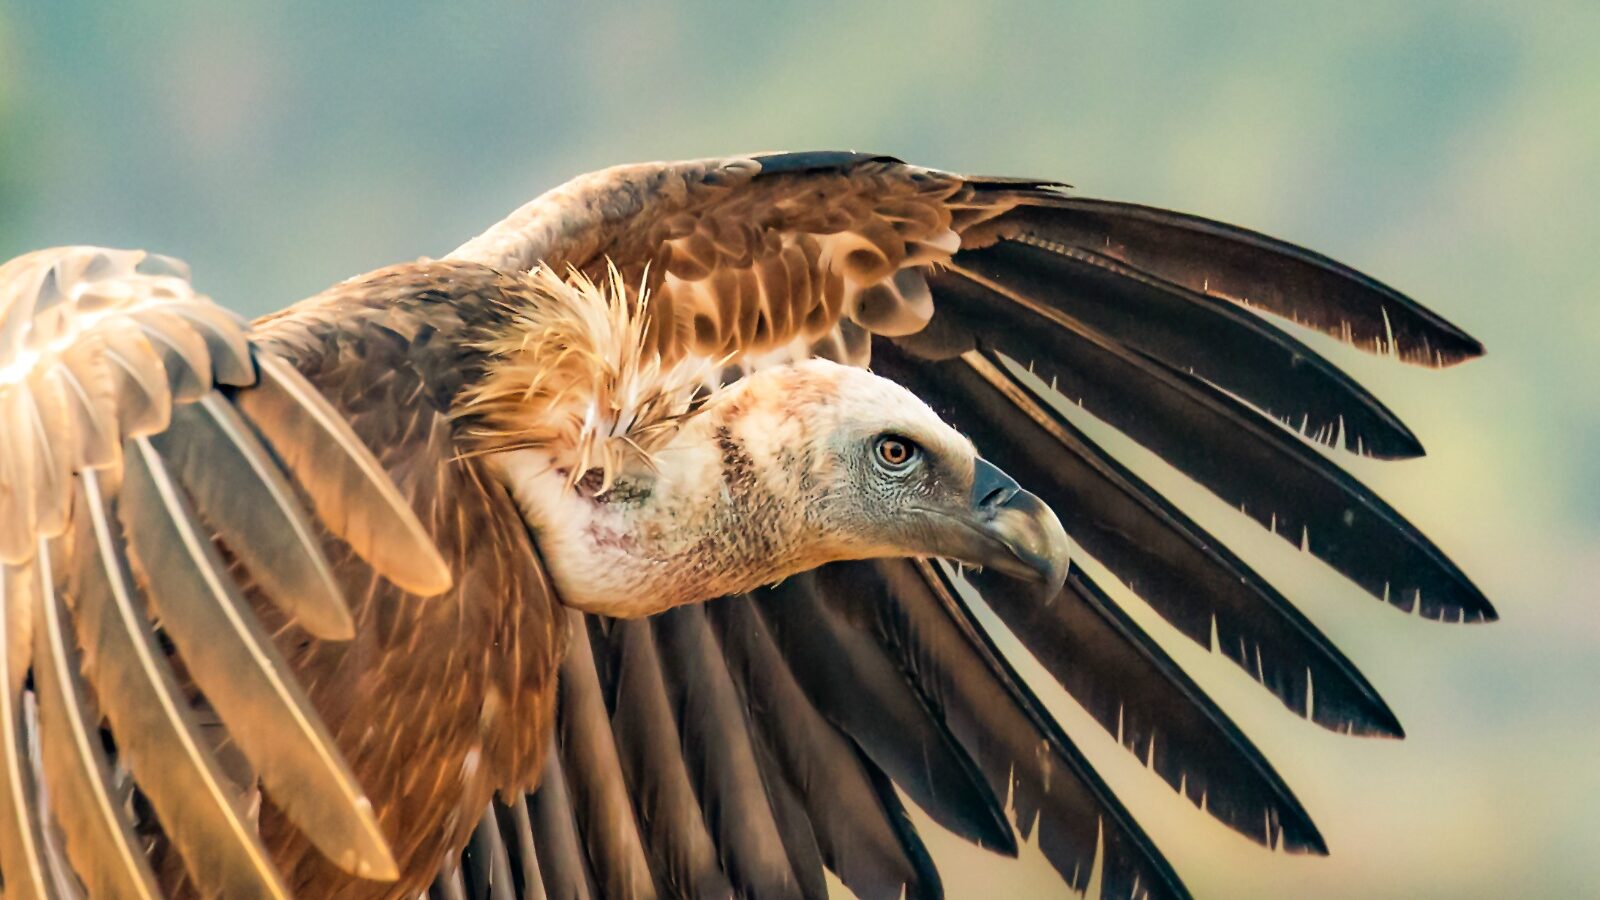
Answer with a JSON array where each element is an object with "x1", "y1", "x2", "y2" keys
[
  {"x1": 150, "y1": 395, "x2": 353, "y2": 640},
  {"x1": 0, "y1": 247, "x2": 454, "y2": 893},
  {"x1": 32, "y1": 539, "x2": 162, "y2": 899},
  {"x1": 234, "y1": 353, "x2": 452, "y2": 597},
  {"x1": 119, "y1": 436, "x2": 395, "y2": 879},
  {"x1": 0, "y1": 562, "x2": 55, "y2": 900},
  {"x1": 71, "y1": 470, "x2": 291, "y2": 898}
]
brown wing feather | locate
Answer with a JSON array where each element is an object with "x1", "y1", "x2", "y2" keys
[
  {"x1": 448, "y1": 155, "x2": 974, "y2": 367},
  {"x1": 247, "y1": 271, "x2": 568, "y2": 898},
  {"x1": 0, "y1": 247, "x2": 465, "y2": 895}
]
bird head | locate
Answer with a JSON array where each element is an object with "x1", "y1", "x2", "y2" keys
[{"x1": 491, "y1": 358, "x2": 1070, "y2": 617}]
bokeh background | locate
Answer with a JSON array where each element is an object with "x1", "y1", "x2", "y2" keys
[{"x1": 2, "y1": 2, "x2": 1596, "y2": 897}]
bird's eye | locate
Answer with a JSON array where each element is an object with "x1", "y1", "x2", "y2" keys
[{"x1": 873, "y1": 435, "x2": 921, "y2": 473}]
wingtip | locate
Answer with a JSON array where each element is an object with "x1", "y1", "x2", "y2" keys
[
  {"x1": 1348, "y1": 701, "x2": 1407, "y2": 742},
  {"x1": 1386, "y1": 717, "x2": 1409, "y2": 742},
  {"x1": 1437, "y1": 582, "x2": 1499, "y2": 626},
  {"x1": 1423, "y1": 323, "x2": 1487, "y2": 368},
  {"x1": 1285, "y1": 823, "x2": 1332, "y2": 858},
  {"x1": 1366, "y1": 410, "x2": 1428, "y2": 460}
]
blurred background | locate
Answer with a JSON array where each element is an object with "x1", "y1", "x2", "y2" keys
[{"x1": 2, "y1": 2, "x2": 1596, "y2": 897}]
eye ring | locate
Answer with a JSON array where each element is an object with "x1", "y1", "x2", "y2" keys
[{"x1": 873, "y1": 435, "x2": 921, "y2": 473}]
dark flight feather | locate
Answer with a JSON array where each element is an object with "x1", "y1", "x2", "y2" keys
[
  {"x1": 915, "y1": 267, "x2": 1495, "y2": 623},
  {"x1": 994, "y1": 198, "x2": 1485, "y2": 367},
  {"x1": 551, "y1": 612, "x2": 658, "y2": 900},
  {"x1": 952, "y1": 239, "x2": 1422, "y2": 458},
  {"x1": 707, "y1": 596, "x2": 941, "y2": 900},
  {"x1": 458, "y1": 804, "x2": 517, "y2": 900},
  {"x1": 588, "y1": 616, "x2": 731, "y2": 898},
  {"x1": 757, "y1": 571, "x2": 1017, "y2": 856},
  {"x1": 651, "y1": 604, "x2": 802, "y2": 899},
  {"x1": 971, "y1": 561, "x2": 1322, "y2": 853},
  {"x1": 823, "y1": 558, "x2": 1192, "y2": 899},
  {"x1": 501, "y1": 796, "x2": 548, "y2": 900},
  {"x1": 525, "y1": 743, "x2": 596, "y2": 900},
  {"x1": 874, "y1": 342, "x2": 1402, "y2": 736},
  {"x1": 743, "y1": 735, "x2": 830, "y2": 900}
]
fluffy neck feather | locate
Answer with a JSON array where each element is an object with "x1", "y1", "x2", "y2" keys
[{"x1": 458, "y1": 264, "x2": 718, "y2": 485}]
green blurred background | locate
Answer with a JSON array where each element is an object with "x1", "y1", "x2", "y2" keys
[{"x1": 2, "y1": 2, "x2": 1595, "y2": 897}]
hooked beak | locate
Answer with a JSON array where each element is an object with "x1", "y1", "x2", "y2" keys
[{"x1": 924, "y1": 458, "x2": 1070, "y2": 596}]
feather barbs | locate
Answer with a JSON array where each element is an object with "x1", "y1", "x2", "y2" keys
[{"x1": 459, "y1": 263, "x2": 723, "y2": 490}]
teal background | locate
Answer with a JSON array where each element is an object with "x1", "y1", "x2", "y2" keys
[{"x1": 2, "y1": 2, "x2": 1596, "y2": 897}]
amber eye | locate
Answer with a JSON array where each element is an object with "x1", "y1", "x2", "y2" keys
[{"x1": 873, "y1": 435, "x2": 920, "y2": 473}]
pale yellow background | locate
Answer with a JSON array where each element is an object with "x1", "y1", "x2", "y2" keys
[{"x1": 1, "y1": 2, "x2": 1595, "y2": 897}]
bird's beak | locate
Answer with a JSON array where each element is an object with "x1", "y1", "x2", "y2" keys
[{"x1": 927, "y1": 458, "x2": 1070, "y2": 596}]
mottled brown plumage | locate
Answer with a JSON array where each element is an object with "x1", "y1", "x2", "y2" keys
[
  {"x1": 0, "y1": 151, "x2": 1491, "y2": 900},
  {"x1": 243, "y1": 266, "x2": 565, "y2": 898}
]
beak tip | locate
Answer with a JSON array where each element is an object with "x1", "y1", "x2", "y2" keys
[
  {"x1": 932, "y1": 458, "x2": 1070, "y2": 595},
  {"x1": 974, "y1": 484, "x2": 1071, "y2": 595}
]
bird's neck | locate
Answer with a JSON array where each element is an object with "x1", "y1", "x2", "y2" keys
[{"x1": 490, "y1": 397, "x2": 833, "y2": 617}]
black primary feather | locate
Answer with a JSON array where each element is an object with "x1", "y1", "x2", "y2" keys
[
  {"x1": 819, "y1": 559, "x2": 1192, "y2": 900},
  {"x1": 707, "y1": 596, "x2": 941, "y2": 900},
  {"x1": 651, "y1": 605, "x2": 802, "y2": 899},
  {"x1": 991, "y1": 197, "x2": 1485, "y2": 367},
  {"x1": 970, "y1": 562, "x2": 1323, "y2": 853},
  {"x1": 588, "y1": 617, "x2": 731, "y2": 898},
  {"x1": 952, "y1": 239, "x2": 1423, "y2": 458},
  {"x1": 915, "y1": 268, "x2": 1495, "y2": 623},
  {"x1": 874, "y1": 343, "x2": 1402, "y2": 736},
  {"x1": 755, "y1": 571, "x2": 1016, "y2": 856}
]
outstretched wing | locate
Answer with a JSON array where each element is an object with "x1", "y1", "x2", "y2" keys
[
  {"x1": 443, "y1": 152, "x2": 1491, "y2": 899},
  {"x1": 0, "y1": 247, "x2": 450, "y2": 897}
]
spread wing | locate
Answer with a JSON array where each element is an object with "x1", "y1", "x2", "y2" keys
[
  {"x1": 443, "y1": 152, "x2": 1491, "y2": 900},
  {"x1": 0, "y1": 247, "x2": 450, "y2": 897}
]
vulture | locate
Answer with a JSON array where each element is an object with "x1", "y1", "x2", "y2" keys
[{"x1": 0, "y1": 151, "x2": 1492, "y2": 900}]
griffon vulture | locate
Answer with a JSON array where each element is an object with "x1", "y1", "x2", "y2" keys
[{"x1": 0, "y1": 151, "x2": 1492, "y2": 899}]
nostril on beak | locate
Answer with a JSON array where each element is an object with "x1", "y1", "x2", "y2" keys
[
  {"x1": 979, "y1": 484, "x2": 1017, "y2": 509},
  {"x1": 971, "y1": 458, "x2": 1025, "y2": 514}
]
